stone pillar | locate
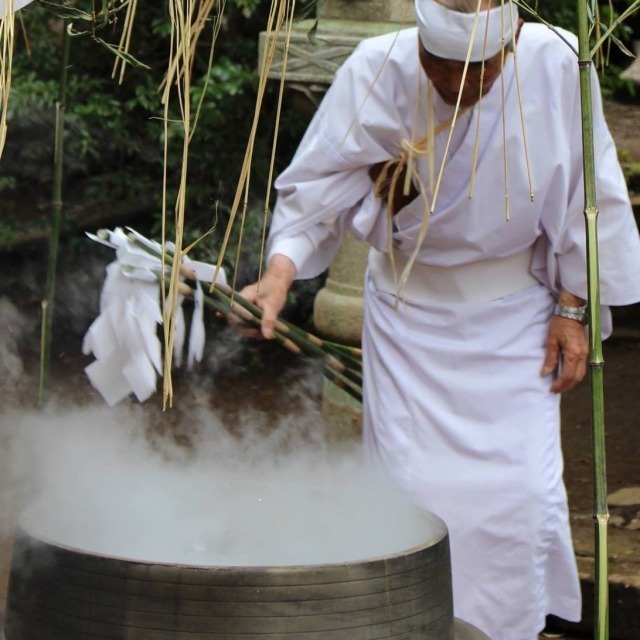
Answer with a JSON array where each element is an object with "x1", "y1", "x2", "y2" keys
[
  {"x1": 314, "y1": 235, "x2": 370, "y2": 443},
  {"x1": 259, "y1": 0, "x2": 414, "y2": 440},
  {"x1": 259, "y1": 1, "x2": 414, "y2": 88}
]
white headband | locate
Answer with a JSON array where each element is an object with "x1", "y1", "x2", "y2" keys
[{"x1": 414, "y1": 0, "x2": 518, "y2": 62}]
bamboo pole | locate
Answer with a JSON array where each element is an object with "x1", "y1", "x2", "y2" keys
[
  {"x1": 38, "y1": 19, "x2": 70, "y2": 407},
  {"x1": 576, "y1": 3, "x2": 609, "y2": 639}
]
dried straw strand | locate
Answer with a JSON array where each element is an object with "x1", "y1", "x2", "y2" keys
[
  {"x1": 393, "y1": 0, "x2": 483, "y2": 301},
  {"x1": 0, "y1": 0, "x2": 16, "y2": 160},
  {"x1": 469, "y1": 5, "x2": 492, "y2": 199},
  {"x1": 161, "y1": 0, "x2": 197, "y2": 408},
  {"x1": 508, "y1": 0, "x2": 534, "y2": 203},
  {"x1": 232, "y1": 0, "x2": 291, "y2": 296},
  {"x1": 112, "y1": 0, "x2": 138, "y2": 85},
  {"x1": 499, "y1": 0, "x2": 510, "y2": 221},
  {"x1": 257, "y1": 0, "x2": 296, "y2": 286},
  {"x1": 210, "y1": 0, "x2": 288, "y2": 292}
]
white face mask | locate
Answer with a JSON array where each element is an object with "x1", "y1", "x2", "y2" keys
[{"x1": 414, "y1": 0, "x2": 518, "y2": 62}]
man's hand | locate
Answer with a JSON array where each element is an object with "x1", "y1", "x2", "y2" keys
[
  {"x1": 235, "y1": 254, "x2": 297, "y2": 340},
  {"x1": 541, "y1": 290, "x2": 589, "y2": 394}
]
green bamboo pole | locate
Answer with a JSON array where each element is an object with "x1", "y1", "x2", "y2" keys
[
  {"x1": 38, "y1": 20, "x2": 70, "y2": 407},
  {"x1": 576, "y1": 3, "x2": 609, "y2": 639}
]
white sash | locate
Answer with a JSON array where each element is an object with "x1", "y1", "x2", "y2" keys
[{"x1": 368, "y1": 247, "x2": 539, "y2": 304}]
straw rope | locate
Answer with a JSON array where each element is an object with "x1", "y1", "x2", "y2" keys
[{"x1": 373, "y1": 113, "x2": 460, "y2": 290}]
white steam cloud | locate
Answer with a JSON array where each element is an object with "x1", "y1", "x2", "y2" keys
[
  {"x1": 2, "y1": 400, "x2": 437, "y2": 568},
  {"x1": 0, "y1": 269, "x2": 437, "y2": 573}
]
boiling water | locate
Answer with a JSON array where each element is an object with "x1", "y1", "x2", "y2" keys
[{"x1": 8, "y1": 404, "x2": 439, "y2": 567}]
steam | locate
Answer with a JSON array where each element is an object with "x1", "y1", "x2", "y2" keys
[
  {"x1": 0, "y1": 297, "x2": 35, "y2": 389},
  {"x1": 0, "y1": 263, "x2": 435, "y2": 571},
  {"x1": 2, "y1": 397, "x2": 436, "y2": 568}
]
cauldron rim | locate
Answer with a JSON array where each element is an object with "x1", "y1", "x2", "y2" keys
[{"x1": 16, "y1": 509, "x2": 448, "y2": 571}]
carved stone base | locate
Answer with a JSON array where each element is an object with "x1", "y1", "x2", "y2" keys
[
  {"x1": 258, "y1": 17, "x2": 412, "y2": 86},
  {"x1": 321, "y1": 0, "x2": 414, "y2": 24}
]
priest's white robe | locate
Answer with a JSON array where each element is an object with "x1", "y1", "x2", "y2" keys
[{"x1": 267, "y1": 23, "x2": 640, "y2": 640}]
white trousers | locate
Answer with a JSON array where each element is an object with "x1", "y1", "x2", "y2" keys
[{"x1": 361, "y1": 276, "x2": 581, "y2": 640}]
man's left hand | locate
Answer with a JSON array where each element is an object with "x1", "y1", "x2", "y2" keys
[{"x1": 541, "y1": 315, "x2": 589, "y2": 394}]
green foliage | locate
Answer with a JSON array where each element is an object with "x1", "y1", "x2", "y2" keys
[
  {"x1": 527, "y1": 0, "x2": 578, "y2": 30},
  {"x1": 0, "y1": 0, "x2": 308, "y2": 270},
  {"x1": 522, "y1": 0, "x2": 639, "y2": 99}
]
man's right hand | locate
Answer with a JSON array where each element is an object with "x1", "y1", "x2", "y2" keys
[{"x1": 236, "y1": 254, "x2": 297, "y2": 340}]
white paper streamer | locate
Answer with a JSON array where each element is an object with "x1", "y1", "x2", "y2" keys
[
  {"x1": 414, "y1": 0, "x2": 517, "y2": 62},
  {"x1": 83, "y1": 228, "x2": 226, "y2": 406}
]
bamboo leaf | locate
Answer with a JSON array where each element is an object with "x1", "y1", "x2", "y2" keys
[
  {"x1": 67, "y1": 23, "x2": 91, "y2": 37},
  {"x1": 511, "y1": 0, "x2": 579, "y2": 56},
  {"x1": 94, "y1": 36, "x2": 151, "y2": 69},
  {"x1": 306, "y1": 17, "x2": 321, "y2": 46},
  {"x1": 39, "y1": 0, "x2": 93, "y2": 20},
  {"x1": 295, "y1": 0, "x2": 320, "y2": 22},
  {"x1": 100, "y1": 0, "x2": 110, "y2": 27},
  {"x1": 591, "y1": 0, "x2": 640, "y2": 58},
  {"x1": 607, "y1": 31, "x2": 635, "y2": 58}
]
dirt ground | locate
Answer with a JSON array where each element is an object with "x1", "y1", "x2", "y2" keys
[{"x1": 605, "y1": 101, "x2": 640, "y2": 164}]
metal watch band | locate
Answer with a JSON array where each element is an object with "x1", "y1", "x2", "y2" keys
[{"x1": 553, "y1": 303, "x2": 588, "y2": 325}]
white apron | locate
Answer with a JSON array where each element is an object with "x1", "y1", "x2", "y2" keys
[{"x1": 362, "y1": 278, "x2": 581, "y2": 640}]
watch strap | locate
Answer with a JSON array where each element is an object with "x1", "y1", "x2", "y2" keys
[{"x1": 553, "y1": 303, "x2": 588, "y2": 325}]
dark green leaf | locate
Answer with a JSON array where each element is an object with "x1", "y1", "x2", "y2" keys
[
  {"x1": 306, "y1": 18, "x2": 321, "y2": 46},
  {"x1": 608, "y1": 32, "x2": 635, "y2": 58},
  {"x1": 94, "y1": 36, "x2": 151, "y2": 69},
  {"x1": 39, "y1": 0, "x2": 93, "y2": 20}
]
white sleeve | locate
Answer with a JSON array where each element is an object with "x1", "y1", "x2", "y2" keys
[
  {"x1": 266, "y1": 40, "x2": 407, "y2": 279},
  {"x1": 538, "y1": 62, "x2": 640, "y2": 308}
]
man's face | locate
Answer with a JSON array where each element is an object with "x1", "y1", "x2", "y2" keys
[{"x1": 419, "y1": 44, "x2": 506, "y2": 108}]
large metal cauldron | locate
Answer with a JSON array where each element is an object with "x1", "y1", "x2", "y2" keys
[{"x1": 5, "y1": 521, "x2": 489, "y2": 640}]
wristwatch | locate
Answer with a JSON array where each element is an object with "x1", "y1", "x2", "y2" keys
[{"x1": 553, "y1": 303, "x2": 588, "y2": 325}]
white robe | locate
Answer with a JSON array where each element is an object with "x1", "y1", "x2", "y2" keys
[{"x1": 267, "y1": 24, "x2": 640, "y2": 640}]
